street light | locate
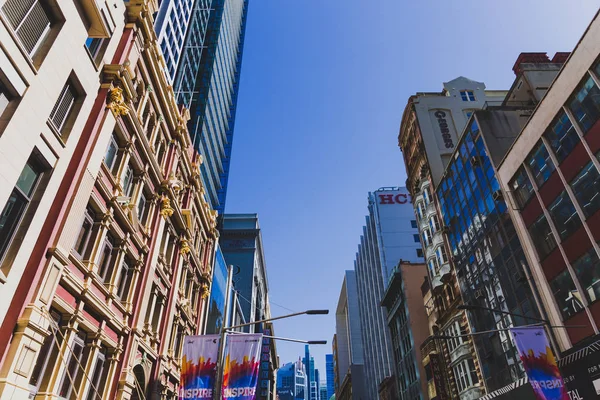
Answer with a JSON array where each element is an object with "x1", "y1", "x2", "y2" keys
[{"x1": 213, "y1": 266, "x2": 329, "y2": 399}]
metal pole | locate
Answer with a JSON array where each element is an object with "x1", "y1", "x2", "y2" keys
[
  {"x1": 226, "y1": 309, "x2": 328, "y2": 331},
  {"x1": 214, "y1": 265, "x2": 234, "y2": 400}
]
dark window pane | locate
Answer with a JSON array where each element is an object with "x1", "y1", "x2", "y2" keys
[
  {"x1": 97, "y1": 235, "x2": 114, "y2": 282},
  {"x1": 526, "y1": 142, "x2": 555, "y2": 187},
  {"x1": 29, "y1": 310, "x2": 61, "y2": 387},
  {"x1": 572, "y1": 249, "x2": 600, "y2": 305},
  {"x1": 510, "y1": 167, "x2": 534, "y2": 208},
  {"x1": 59, "y1": 333, "x2": 86, "y2": 397},
  {"x1": 548, "y1": 191, "x2": 582, "y2": 240},
  {"x1": 0, "y1": 190, "x2": 27, "y2": 258},
  {"x1": 16, "y1": 161, "x2": 41, "y2": 197},
  {"x1": 104, "y1": 135, "x2": 119, "y2": 173},
  {"x1": 122, "y1": 165, "x2": 134, "y2": 197},
  {"x1": 569, "y1": 162, "x2": 600, "y2": 218},
  {"x1": 550, "y1": 269, "x2": 584, "y2": 319},
  {"x1": 137, "y1": 193, "x2": 148, "y2": 224},
  {"x1": 544, "y1": 111, "x2": 580, "y2": 163},
  {"x1": 568, "y1": 76, "x2": 600, "y2": 133},
  {"x1": 527, "y1": 214, "x2": 557, "y2": 259}
]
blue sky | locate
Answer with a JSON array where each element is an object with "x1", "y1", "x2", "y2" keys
[{"x1": 225, "y1": 0, "x2": 600, "y2": 376}]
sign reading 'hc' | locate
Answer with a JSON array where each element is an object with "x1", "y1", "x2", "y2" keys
[{"x1": 378, "y1": 194, "x2": 411, "y2": 205}]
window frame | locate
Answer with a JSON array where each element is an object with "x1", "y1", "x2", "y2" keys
[
  {"x1": 0, "y1": 156, "x2": 45, "y2": 265},
  {"x1": 73, "y1": 207, "x2": 95, "y2": 259}
]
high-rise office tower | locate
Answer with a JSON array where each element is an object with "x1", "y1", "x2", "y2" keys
[
  {"x1": 155, "y1": 0, "x2": 197, "y2": 80},
  {"x1": 174, "y1": 0, "x2": 249, "y2": 215},
  {"x1": 335, "y1": 271, "x2": 367, "y2": 399},
  {"x1": 353, "y1": 187, "x2": 422, "y2": 399},
  {"x1": 325, "y1": 354, "x2": 335, "y2": 399},
  {"x1": 277, "y1": 359, "x2": 308, "y2": 400}
]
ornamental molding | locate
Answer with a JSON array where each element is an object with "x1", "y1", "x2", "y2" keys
[
  {"x1": 159, "y1": 196, "x2": 174, "y2": 218},
  {"x1": 107, "y1": 87, "x2": 129, "y2": 116}
]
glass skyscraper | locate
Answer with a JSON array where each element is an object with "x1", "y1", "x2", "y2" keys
[
  {"x1": 157, "y1": 0, "x2": 248, "y2": 214},
  {"x1": 177, "y1": 0, "x2": 248, "y2": 214},
  {"x1": 437, "y1": 110, "x2": 541, "y2": 392}
]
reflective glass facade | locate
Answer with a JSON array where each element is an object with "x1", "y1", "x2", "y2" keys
[
  {"x1": 155, "y1": 0, "x2": 196, "y2": 81},
  {"x1": 437, "y1": 118, "x2": 540, "y2": 392},
  {"x1": 179, "y1": 0, "x2": 248, "y2": 214}
]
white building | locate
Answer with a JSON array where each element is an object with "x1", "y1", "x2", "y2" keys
[{"x1": 353, "y1": 187, "x2": 422, "y2": 399}]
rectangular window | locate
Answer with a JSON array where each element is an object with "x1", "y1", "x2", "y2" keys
[
  {"x1": 0, "y1": 158, "x2": 44, "y2": 262},
  {"x1": 550, "y1": 269, "x2": 584, "y2": 320},
  {"x1": 548, "y1": 191, "x2": 582, "y2": 240},
  {"x1": 1, "y1": 0, "x2": 52, "y2": 56},
  {"x1": 411, "y1": 220, "x2": 417, "y2": 229},
  {"x1": 510, "y1": 167, "x2": 534, "y2": 209},
  {"x1": 416, "y1": 248, "x2": 424, "y2": 258},
  {"x1": 0, "y1": 82, "x2": 12, "y2": 116},
  {"x1": 137, "y1": 192, "x2": 148, "y2": 225},
  {"x1": 122, "y1": 164, "x2": 134, "y2": 197},
  {"x1": 85, "y1": 347, "x2": 108, "y2": 400},
  {"x1": 97, "y1": 234, "x2": 114, "y2": 283},
  {"x1": 48, "y1": 81, "x2": 77, "y2": 135},
  {"x1": 429, "y1": 215, "x2": 441, "y2": 233},
  {"x1": 84, "y1": 37, "x2": 106, "y2": 64},
  {"x1": 527, "y1": 214, "x2": 557, "y2": 259},
  {"x1": 422, "y1": 229, "x2": 431, "y2": 247},
  {"x1": 436, "y1": 246, "x2": 448, "y2": 265},
  {"x1": 115, "y1": 259, "x2": 132, "y2": 300},
  {"x1": 74, "y1": 207, "x2": 95, "y2": 259},
  {"x1": 572, "y1": 249, "x2": 600, "y2": 305},
  {"x1": 568, "y1": 76, "x2": 600, "y2": 133},
  {"x1": 29, "y1": 310, "x2": 61, "y2": 388},
  {"x1": 544, "y1": 111, "x2": 580, "y2": 163},
  {"x1": 413, "y1": 234, "x2": 420, "y2": 243},
  {"x1": 58, "y1": 331, "x2": 86, "y2": 398},
  {"x1": 569, "y1": 162, "x2": 600, "y2": 218},
  {"x1": 460, "y1": 90, "x2": 476, "y2": 102},
  {"x1": 526, "y1": 142, "x2": 555, "y2": 187},
  {"x1": 104, "y1": 134, "x2": 119, "y2": 174},
  {"x1": 423, "y1": 186, "x2": 432, "y2": 205}
]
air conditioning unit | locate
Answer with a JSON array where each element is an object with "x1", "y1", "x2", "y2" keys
[
  {"x1": 492, "y1": 190, "x2": 503, "y2": 201},
  {"x1": 470, "y1": 156, "x2": 480, "y2": 167}
]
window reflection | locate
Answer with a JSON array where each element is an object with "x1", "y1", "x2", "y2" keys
[
  {"x1": 572, "y1": 249, "x2": 600, "y2": 305},
  {"x1": 568, "y1": 76, "x2": 600, "y2": 133},
  {"x1": 569, "y1": 161, "x2": 600, "y2": 218},
  {"x1": 526, "y1": 141, "x2": 555, "y2": 187},
  {"x1": 527, "y1": 214, "x2": 557, "y2": 259},
  {"x1": 549, "y1": 269, "x2": 584, "y2": 319},
  {"x1": 544, "y1": 111, "x2": 580, "y2": 163},
  {"x1": 547, "y1": 191, "x2": 582, "y2": 240}
]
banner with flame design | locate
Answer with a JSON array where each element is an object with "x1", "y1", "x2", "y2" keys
[
  {"x1": 180, "y1": 335, "x2": 220, "y2": 399},
  {"x1": 222, "y1": 333, "x2": 263, "y2": 400},
  {"x1": 510, "y1": 327, "x2": 569, "y2": 400}
]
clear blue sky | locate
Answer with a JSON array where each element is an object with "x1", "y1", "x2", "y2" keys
[{"x1": 225, "y1": 0, "x2": 600, "y2": 375}]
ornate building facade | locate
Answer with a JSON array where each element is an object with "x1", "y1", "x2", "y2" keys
[{"x1": 0, "y1": 1, "x2": 219, "y2": 399}]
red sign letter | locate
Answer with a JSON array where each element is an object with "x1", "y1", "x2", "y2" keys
[
  {"x1": 379, "y1": 194, "x2": 394, "y2": 204},
  {"x1": 395, "y1": 194, "x2": 408, "y2": 204}
]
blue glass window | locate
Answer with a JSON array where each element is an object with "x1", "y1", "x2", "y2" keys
[
  {"x1": 413, "y1": 234, "x2": 420, "y2": 243},
  {"x1": 572, "y1": 248, "x2": 600, "y2": 305},
  {"x1": 411, "y1": 220, "x2": 417, "y2": 229},
  {"x1": 569, "y1": 162, "x2": 600, "y2": 218},
  {"x1": 510, "y1": 167, "x2": 534, "y2": 209},
  {"x1": 460, "y1": 90, "x2": 476, "y2": 102},
  {"x1": 526, "y1": 141, "x2": 555, "y2": 187},
  {"x1": 544, "y1": 111, "x2": 580, "y2": 163},
  {"x1": 416, "y1": 248, "x2": 424, "y2": 258},
  {"x1": 568, "y1": 76, "x2": 600, "y2": 133},
  {"x1": 548, "y1": 191, "x2": 582, "y2": 240},
  {"x1": 527, "y1": 213, "x2": 557, "y2": 259}
]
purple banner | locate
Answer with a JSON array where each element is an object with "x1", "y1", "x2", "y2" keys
[
  {"x1": 180, "y1": 335, "x2": 220, "y2": 399},
  {"x1": 222, "y1": 333, "x2": 263, "y2": 400},
  {"x1": 510, "y1": 327, "x2": 568, "y2": 400}
]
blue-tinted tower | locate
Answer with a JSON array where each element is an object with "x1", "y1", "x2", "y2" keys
[
  {"x1": 175, "y1": 0, "x2": 249, "y2": 215},
  {"x1": 325, "y1": 354, "x2": 334, "y2": 399}
]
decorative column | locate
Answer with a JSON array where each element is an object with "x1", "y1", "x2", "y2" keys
[{"x1": 88, "y1": 212, "x2": 114, "y2": 276}]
